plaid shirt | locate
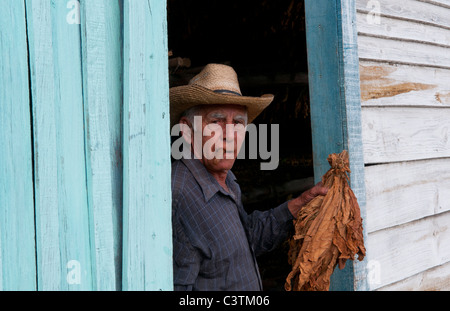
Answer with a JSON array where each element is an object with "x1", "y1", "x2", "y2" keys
[{"x1": 172, "y1": 157, "x2": 294, "y2": 290}]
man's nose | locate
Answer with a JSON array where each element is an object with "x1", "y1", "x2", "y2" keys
[{"x1": 224, "y1": 123, "x2": 236, "y2": 142}]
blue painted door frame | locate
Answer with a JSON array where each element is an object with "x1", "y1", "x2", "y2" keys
[{"x1": 305, "y1": 0, "x2": 368, "y2": 291}]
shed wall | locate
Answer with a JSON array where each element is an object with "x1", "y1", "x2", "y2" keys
[{"x1": 356, "y1": 0, "x2": 450, "y2": 290}]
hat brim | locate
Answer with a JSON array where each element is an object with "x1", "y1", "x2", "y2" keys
[{"x1": 170, "y1": 84, "x2": 274, "y2": 127}]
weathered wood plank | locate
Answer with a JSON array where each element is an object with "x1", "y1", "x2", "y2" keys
[
  {"x1": 358, "y1": 34, "x2": 450, "y2": 69},
  {"x1": 122, "y1": 0, "x2": 173, "y2": 291},
  {"x1": 25, "y1": 0, "x2": 60, "y2": 290},
  {"x1": 365, "y1": 158, "x2": 450, "y2": 232},
  {"x1": 359, "y1": 61, "x2": 450, "y2": 107},
  {"x1": 362, "y1": 107, "x2": 450, "y2": 163},
  {"x1": 305, "y1": 0, "x2": 345, "y2": 180},
  {"x1": 0, "y1": 0, "x2": 37, "y2": 291},
  {"x1": 377, "y1": 260, "x2": 450, "y2": 290},
  {"x1": 418, "y1": 0, "x2": 450, "y2": 10},
  {"x1": 356, "y1": 0, "x2": 450, "y2": 29},
  {"x1": 305, "y1": 0, "x2": 368, "y2": 291},
  {"x1": 366, "y1": 211, "x2": 450, "y2": 289},
  {"x1": 356, "y1": 11, "x2": 450, "y2": 47},
  {"x1": 80, "y1": 0, "x2": 123, "y2": 291},
  {"x1": 26, "y1": 0, "x2": 93, "y2": 290}
]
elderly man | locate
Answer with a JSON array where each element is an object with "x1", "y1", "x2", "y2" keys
[{"x1": 170, "y1": 64, "x2": 327, "y2": 291}]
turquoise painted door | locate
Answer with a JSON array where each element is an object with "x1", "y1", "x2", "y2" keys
[{"x1": 0, "y1": 0, "x2": 172, "y2": 290}]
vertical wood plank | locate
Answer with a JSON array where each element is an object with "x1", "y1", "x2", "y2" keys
[
  {"x1": 305, "y1": 0, "x2": 346, "y2": 180},
  {"x1": 0, "y1": 0, "x2": 37, "y2": 290},
  {"x1": 122, "y1": 0, "x2": 173, "y2": 290},
  {"x1": 305, "y1": 0, "x2": 368, "y2": 290},
  {"x1": 80, "y1": 0, "x2": 123, "y2": 291},
  {"x1": 25, "y1": 0, "x2": 60, "y2": 290},
  {"x1": 25, "y1": 0, "x2": 93, "y2": 290},
  {"x1": 336, "y1": 0, "x2": 368, "y2": 291}
]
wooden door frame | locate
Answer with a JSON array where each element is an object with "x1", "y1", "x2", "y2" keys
[{"x1": 305, "y1": 0, "x2": 368, "y2": 291}]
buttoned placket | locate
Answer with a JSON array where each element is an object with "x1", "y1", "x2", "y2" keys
[{"x1": 222, "y1": 180, "x2": 264, "y2": 290}]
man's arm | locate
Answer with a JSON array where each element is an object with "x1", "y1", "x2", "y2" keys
[{"x1": 243, "y1": 182, "x2": 328, "y2": 257}]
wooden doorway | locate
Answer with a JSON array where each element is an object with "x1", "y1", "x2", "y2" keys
[{"x1": 167, "y1": 0, "x2": 314, "y2": 290}]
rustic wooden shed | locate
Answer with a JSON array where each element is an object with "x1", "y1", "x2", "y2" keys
[
  {"x1": 0, "y1": 0, "x2": 449, "y2": 291},
  {"x1": 356, "y1": 0, "x2": 450, "y2": 290}
]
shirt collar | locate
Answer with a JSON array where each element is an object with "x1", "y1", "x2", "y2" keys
[{"x1": 181, "y1": 157, "x2": 237, "y2": 202}]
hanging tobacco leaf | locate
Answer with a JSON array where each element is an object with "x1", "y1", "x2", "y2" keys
[{"x1": 285, "y1": 150, "x2": 366, "y2": 291}]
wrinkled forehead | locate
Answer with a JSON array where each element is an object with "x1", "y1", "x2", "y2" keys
[{"x1": 203, "y1": 104, "x2": 248, "y2": 117}]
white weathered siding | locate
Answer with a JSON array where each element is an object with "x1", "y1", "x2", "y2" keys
[{"x1": 356, "y1": 0, "x2": 450, "y2": 290}]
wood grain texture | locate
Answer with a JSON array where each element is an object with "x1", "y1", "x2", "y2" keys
[
  {"x1": 357, "y1": 0, "x2": 450, "y2": 291},
  {"x1": 362, "y1": 107, "x2": 450, "y2": 163},
  {"x1": 359, "y1": 61, "x2": 450, "y2": 107},
  {"x1": 366, "y1": 211, "x2": 450, "y2": 290},
  {"x1": 377, "y1": 260, "x2": 450, "y2": 290},
  {"x1": 365, "y1": 158, "x2": 450, "y2": 232},
  {"x1": 356, "y1": 11, "x2": 450, "y2": 48},
  {"x1": 0, "y1": 0, "x2": 37, "y2": 291},
  {"x1": 26, "y1": 0, "x2": 92, "y2": 290},
  {"x1": 358, "y1": 34, "x2": 450, "y2": 69},
  {"x1": 305, "y1": 0, "x2": 345, "y2": 181},
  {"x1": 80, "y1": 0, "x2": 123, "y2": 291},
  {"x1": 357, "y1": 0, "x2": 450, "y2": 29},
  {"x1": 122, "y1": 0, "x2": 173, "y2": 291}
]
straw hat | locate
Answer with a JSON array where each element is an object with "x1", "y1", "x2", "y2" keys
[{"x1": 170, "y1": 63, "x2": 274, "y2": 126}]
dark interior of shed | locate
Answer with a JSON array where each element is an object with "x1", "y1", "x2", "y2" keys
[{"x1": 167, "y1": 0, "x2": 314, "y2": 291}]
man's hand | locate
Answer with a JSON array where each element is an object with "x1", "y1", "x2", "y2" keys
[{"x1": 288, "y1": 182, "x2": 329, "y2": 218}]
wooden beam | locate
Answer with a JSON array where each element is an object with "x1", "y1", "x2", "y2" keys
[
  {"x1": 80, "y1": 0, "x2": 123, "y2": 290},
  {"x1": 0, "y1": 0, "x2": 37, "y2": 291},
  {"x1": 305, "y1": 0, "x2": 368, "y2": 291},
  {"x1": 26, "y1": 0, "x2": 92, "y2": 290},
  {"x1": 122, "y1": 0, "x2": 173, "y2": 291}
]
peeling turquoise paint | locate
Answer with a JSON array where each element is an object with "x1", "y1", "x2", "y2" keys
[{"x1": 0, "y1": 0, "x2": 172, "y2": 291}]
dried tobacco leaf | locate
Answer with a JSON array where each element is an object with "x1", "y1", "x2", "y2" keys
[{"x1": 285, "y1": 150, "x2": 366, "y2": 291}]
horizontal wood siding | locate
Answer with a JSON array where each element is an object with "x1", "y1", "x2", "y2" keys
[
  {"x1": 362, "y1": 107, "x2": 450, "y2": 164},
  {"x1": 357, "y1": 0, "x2": 450, "y2": 290}
]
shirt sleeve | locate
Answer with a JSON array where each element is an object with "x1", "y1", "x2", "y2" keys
[
  {"x1": 241, "y1": 201, "x2": 295, "y2": 257},
  {"x1": 172, "y1": 199, "x2": 202, "y2": 291}
]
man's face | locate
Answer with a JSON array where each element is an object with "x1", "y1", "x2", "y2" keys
[{"x1": 182, "y1": 104, "x2": 247, "y2": 174}]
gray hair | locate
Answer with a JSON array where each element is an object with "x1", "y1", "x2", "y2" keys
[{"x1": 179, "y1": 105, "x2": 205, "y2": 126}]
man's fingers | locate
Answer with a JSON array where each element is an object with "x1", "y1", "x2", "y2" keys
[
  {"x1": 317, "y1": 186, "x2": 328, "y2": 196},
  {"x1": 311, "y1": 182, "x2": 328, "y2": 196}
]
